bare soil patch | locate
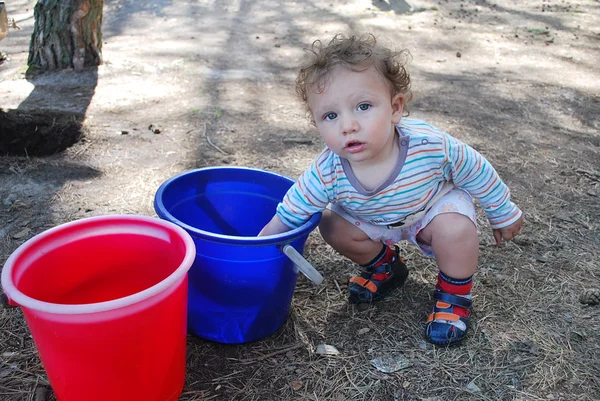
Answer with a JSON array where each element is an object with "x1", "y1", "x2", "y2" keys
[{"x1": 1, "y1": 0, "x2": 599, "y2": 400}]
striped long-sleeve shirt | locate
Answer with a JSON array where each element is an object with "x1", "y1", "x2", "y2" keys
[{"x1": 276, "y1": 119, "x2": 522, "y2": 230}]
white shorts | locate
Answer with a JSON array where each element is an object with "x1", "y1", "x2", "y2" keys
[{"x1": 328, "y1": 188, "x2": 477, "y2": 257}]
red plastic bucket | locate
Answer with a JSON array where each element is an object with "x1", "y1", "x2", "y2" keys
[{"x1": 1, "y1": 215, "x2": 195, "y2": 401}]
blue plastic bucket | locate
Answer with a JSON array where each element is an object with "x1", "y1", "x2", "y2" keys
[{"x1": 154, "y1": 167, "x2": 321, "y2": 344}]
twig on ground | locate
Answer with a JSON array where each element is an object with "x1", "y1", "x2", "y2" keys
[
  {"x1": 234, "y1": 342, "x2": 305, "y2": 364},
  {"x1": 204, "y1": 122, "x2": 230, "y2": 155},
  {"x1": 333, "y1": 278, "x2": 343, "y2": 296},
  {"x1": 33, "y1": 385, "x2": 47, "y2": 401},
  {"x1": 343, "y1": 366, "x2": 365, "y2": 395},
  {"x1": 575, "y1": 168, "x2": 600, "y2": 181}
]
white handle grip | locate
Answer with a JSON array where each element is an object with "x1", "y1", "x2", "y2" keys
[{"x1": 282, "y1": 245, "x2": 324, "y2": 285}]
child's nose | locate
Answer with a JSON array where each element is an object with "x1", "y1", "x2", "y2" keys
[{"x1": 341, "y1": 116, "x2": 359, "y2": 135}]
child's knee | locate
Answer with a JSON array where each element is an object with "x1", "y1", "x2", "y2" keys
[
  {"x1": 319, "y1": 210, "x2": 366, "y2": 246},
  {"x1": 423, "y1": 212, "x2": 477, "y2": 243},
  {"x1": 319, "y1": 210, "x2": 345, "y2": 243}
]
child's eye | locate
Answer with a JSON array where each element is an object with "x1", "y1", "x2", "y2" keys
[
  {"x1": 324, "y1": 112, "x2": 337, "y2": 121},
  {"x1": 358, "y1": 103, "x2": 371, "y2": 111}
]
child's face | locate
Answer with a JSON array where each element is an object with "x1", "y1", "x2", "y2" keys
[{"x1": 307, "y1": 65, "x2": 404, "y2": 165}]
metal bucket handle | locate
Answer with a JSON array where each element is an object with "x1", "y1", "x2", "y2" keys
[{"x1": 281, "y1": 245, "x2": 324, "y2": 285}]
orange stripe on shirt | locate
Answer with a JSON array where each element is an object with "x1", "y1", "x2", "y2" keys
[
  {"x1": 384, "y1": 172, "x2": 442, "y2": 192},
  {"x1": 353, "y1": 189, "x2": 434, "y2": 216},
  {"x1": 339, "y1": 172, "x2": 443, "y2": 202},
  {"x1": 315, "y1": 164, "x2": 334, "y2": 186},
  {"x1": 476, "y1": 176, "x2": 498, "y2": 196},
  {"x1": 315, "y1": 151, "x2": 336, "y2": 186},
  {"x1": 404, "y1": 189, "x2": 433, "y2": 208},
  {"x1": 492, "y1": 209, "x2": 520, "y2": 226},
  {"x1": 282, "y1": 197, "x2": 310, "y2": 216},
  {"x1": 407, "y1": 148, "x2": 443, "y2": 157},
  {"x1": 297, "y1": 179, "x2": 321, "y2": 208},
  {"x1": 455, "y1": 145, "x2": 466, "y2": 172},
  {"x1": 487, "y1": 191, "x2": 509, "y2": 209}
]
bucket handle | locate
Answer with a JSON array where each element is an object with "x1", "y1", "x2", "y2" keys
[{"x1": 281, "y1": 245, "x2": 324, "y2": 285}]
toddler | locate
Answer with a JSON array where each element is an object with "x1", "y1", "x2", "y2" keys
[{"x1": 259, "y1": 34, "x2": 523, "y2": 346}]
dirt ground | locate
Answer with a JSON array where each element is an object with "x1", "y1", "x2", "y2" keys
[{"x1": 1, "y1": 0, "x2": 600, "y2": 400}]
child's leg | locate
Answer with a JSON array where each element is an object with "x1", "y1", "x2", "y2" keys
[
  {"x1": 417, "y1": 210, "x2": 478, "y2": 346},
  {"x1": 416, "y1": 212, "x2": 479, "y2": 279},
  {"x1": 320, "y1": 209, "x2": 409, "y2": 303},
  {"x1": 319, "y1": 209, "x2": 382, "y2": 265}
]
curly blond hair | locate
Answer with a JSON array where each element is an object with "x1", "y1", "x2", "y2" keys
[{"x1": 296, "y1": 33, "x2": 412, "y2": 118}]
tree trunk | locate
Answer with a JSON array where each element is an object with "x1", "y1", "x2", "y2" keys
[{"x1": 28, "y1": 0, "x2": 103, "y2": 71}]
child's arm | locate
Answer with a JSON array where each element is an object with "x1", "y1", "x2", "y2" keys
[
  {"x1": 258, "y1": 214, "x2": 293, "y2": 236},
  {"x1": 443, "y1": 133, "x2": 523, "y2": 235},
  {"x1": 258, "y1": 151, "x2": 333, "y2": 237}
]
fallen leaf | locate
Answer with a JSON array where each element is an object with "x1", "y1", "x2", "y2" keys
[
  {"x1": 370, "y1": 355, "x2": 411, "y2": 373},
  {"x1": 316, "y1": 344, "x2": 340, "y2": 356}
]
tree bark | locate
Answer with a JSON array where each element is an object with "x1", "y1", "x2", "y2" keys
[{"x1": 28, "y1": 0, "x2": 103, "y2": 71}]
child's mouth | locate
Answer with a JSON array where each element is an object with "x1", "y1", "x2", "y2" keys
[{"x1": 345, "y1": 141, "x2": 365, "y2": 153}]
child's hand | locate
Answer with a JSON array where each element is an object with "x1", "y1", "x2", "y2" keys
[{"x1": 493, "y1": 214, "x2": 524, "y2": 245}]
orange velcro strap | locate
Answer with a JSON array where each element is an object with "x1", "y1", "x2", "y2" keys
[
  {"x1": 426, "y1": 312, "x2": 461, "y2": 323},
  {"x1": 436, "y1": 301, "x2": 452, "y2": 309},
  {"x1": 349, "y1": 276, "x2": 377, "y2": 293}
]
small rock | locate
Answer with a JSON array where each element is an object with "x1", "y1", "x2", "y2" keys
[
  {"x1": 357, "y1": 327, "x2": 370, "y2": 335},
  {"x1": 587, "y1": 190, "x2": 598, "y2": 197},
  {"x1": 12, "y1": 228, "x2": 31, "y2": 240},
  {"x1": 283, "y1": 137, "x2": 313, "y2": 145},
  {"x1": 553, "y1": 213, "x2": 573, "y2": 223},
  {"x1": 120, "y1": 130, "x2": 129, "y2": 135},
  {"x1": 579, "y1": 289, "x2": 600, "y2": 305},
  {"x1": 148, "y1": 124, "x2": 161, "y2": 134},
  {"x1": 289, "y1": 380, "x2": 302, "y2": 391},
  {"x1": 466, "y1": 381, "x2": 481, "y2": 393},
  {"x1": 456, "y1": 51, "x2": 462, "y2": 58},
  {"x1": 3, "y1": 193, "x2": 18, "y2": 207}
]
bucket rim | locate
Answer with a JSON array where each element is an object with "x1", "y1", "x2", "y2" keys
[
  {"x1": 154, "y1": 166, "x2": 321, "y2": 245},
  {"x1": 0, "y1": 214, "x2": 196, "y2": 314}
]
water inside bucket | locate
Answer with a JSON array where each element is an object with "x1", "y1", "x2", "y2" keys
[{"x1": 162, "y1": 173, "x2": 286, "y2": 237}]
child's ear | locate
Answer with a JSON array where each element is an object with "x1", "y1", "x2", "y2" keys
[{"x1": 391, "y1": 93, "x2": 404, "y2": 124}]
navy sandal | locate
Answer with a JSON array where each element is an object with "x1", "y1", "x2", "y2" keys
[
  {"x1": 425, "y1": 289, "x2": 472, "y2": 346},
  {"x1": 348, "y1": 247, "x2": 409, "y2": 304}
]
